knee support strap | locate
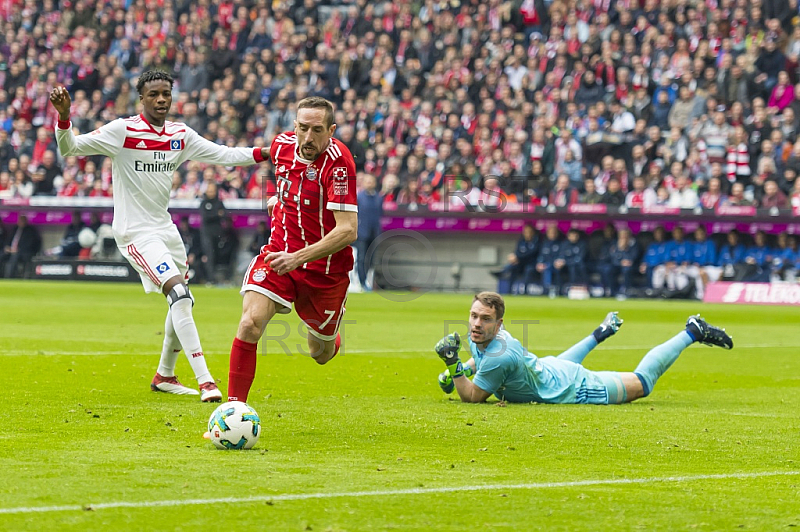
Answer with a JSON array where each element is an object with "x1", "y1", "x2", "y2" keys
[{"x1": 167, "y1": 283, "x2": 194, "y2": 307}]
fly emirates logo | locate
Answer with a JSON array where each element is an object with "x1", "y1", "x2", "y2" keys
[{"x1": 134, "y1": 151, "x2": 178, "y2": 172}]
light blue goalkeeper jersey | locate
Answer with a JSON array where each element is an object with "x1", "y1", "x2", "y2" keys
[{"x1": 469, "y1": 329, "x2": 606, "y2": 404}]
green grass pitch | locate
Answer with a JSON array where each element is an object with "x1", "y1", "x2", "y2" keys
[{"x1": 1, "y1": 280, "x2": 799, "y2": 530}]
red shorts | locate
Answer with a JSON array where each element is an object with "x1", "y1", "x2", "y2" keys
[{"x1": 241, "y1": 256, "x2": 349, "y2": 340}]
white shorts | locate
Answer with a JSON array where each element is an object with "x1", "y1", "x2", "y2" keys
[{"x1": 118, "y1": 229, "x2": 189, "y2": 293}]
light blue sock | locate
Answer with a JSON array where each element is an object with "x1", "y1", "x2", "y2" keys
[
  {"x1": 557, "y1": 335, "x2": 598, "y2": 364},
  {"x1": 634, "y1": 331, "x2": 694, "y2": 396}
]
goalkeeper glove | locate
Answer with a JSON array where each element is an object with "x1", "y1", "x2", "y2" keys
[
  {"x1": 438, "y1": 365, "x2": 475, "y2": 394},
  {"x1": 434, "y1": 332, "x2": 463, "y2": 377},
  {"x1": 592, "y1": 311, "x2": 624, "y2": 343}
]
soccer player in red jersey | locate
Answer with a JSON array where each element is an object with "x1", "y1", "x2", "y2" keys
[{"x1": 228, "y1": 97, "x2": 358, "y2": 402}]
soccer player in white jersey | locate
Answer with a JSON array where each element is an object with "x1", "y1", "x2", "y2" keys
[
  {"x1": 435, "y1": 292, "x2": 733, "y2": 404},
  {"x1": 50, "y1": 70, "x2": 269, "y2": 402}
]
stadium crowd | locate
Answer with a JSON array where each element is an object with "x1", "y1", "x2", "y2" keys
[
  {"x1": 1, "y1": 0, "x2": 800, "y2": 289},
  {"x1": 2, "y1": 0, "x2": 800, "y2": 208}
]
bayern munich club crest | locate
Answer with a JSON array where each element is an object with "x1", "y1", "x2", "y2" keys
[
  {"x1": 305, "y1": 166, "x2": 317, "y2": 181},
  {"x1": 253, "y1": 269, "x2": 267, "y2": 282}
]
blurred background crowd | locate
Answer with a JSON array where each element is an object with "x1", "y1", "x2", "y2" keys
[
  {"x1": 1, "y1": 0, "x2": 800, "y2": 290},
  {"x1": 2, "y1": 0, "x2": 800, "y2": 208}
]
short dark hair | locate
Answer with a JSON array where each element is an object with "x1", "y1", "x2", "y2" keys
[
  {"x1": 296, "y1": 96, "x2": 335, "y2": 128},
  {"x1": 473, "y1": 291, "x2": 505, "y2": 320},
  {"x1": 136, "y1": 70, "x2": 174, "y2": 95}
]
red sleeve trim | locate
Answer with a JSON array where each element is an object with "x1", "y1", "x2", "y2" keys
[
  {"x1": 57, "y1": 119, "x2": 71, "y2": 130},
  {"x1": 253, "y1": 147, "x2": 266, "y2": 163}
]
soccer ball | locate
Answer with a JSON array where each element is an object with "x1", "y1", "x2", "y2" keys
[
  {"x1": 207, "y1": 401, "x2": 261, "y2": 450},
  {"x1": 78, "y1": 228, "x2": 97, "y2": 248}
]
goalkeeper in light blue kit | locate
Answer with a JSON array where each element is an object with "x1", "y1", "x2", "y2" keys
[{"x1": 435, "y1": 292, "x2": 733, "y2": 404}]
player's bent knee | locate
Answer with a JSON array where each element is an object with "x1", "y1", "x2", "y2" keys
[
  {"x1": 633, "y1": 372, "x2": 651, "y2": 397},
  {"x1": 166, "y1": 283, "x2": 194, "y2": 307},
  {"x1": 308, "y1": 336, "x2": 335, "y2": 364}
]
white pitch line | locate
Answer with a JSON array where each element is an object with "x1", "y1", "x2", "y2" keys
[
  {"x1": 0, "y1": 344, "x2": 796, "y2": 357},
  {"x1": 0, "y1": 470, "x2": 796, "y2": 515}
]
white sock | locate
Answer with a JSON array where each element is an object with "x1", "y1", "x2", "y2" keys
[
  {"x1": 156, "y1": 309, "x2": 182, "y2": 377},
  {"x1": 170, "y1": 298, "x2": 213, "y2": 384}
]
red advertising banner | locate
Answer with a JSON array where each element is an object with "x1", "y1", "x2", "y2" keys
[{"x1": 704, "y1": 282, "x2": 800, "y2": 305}]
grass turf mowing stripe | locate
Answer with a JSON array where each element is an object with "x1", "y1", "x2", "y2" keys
[
  {"x1": 2, "y1": 470, "x2": 797, "y2": 515},
  {"x1": 1, "y1": 344, "x2": 796, "y2": 356}
]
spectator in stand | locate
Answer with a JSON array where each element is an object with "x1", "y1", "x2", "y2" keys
[
  {"x1": 781, "y1": 168, "x2": 798, "y2": 196},
  {"x1": 529, "y1": 128, "x2": 555, "y2": 179},
  {"x1": 686, "y1": 226, "x2": 720, "y2": 301},
  {"x1": 639, "y1": 226, "x2": 669, "y2": 291},
  {"x1": 725, "y1": 182, "x2": 755, "y2": 206},
  {"x1": 536, "y1": 225, "x2": 562, "y2": 298},
  {"x1": 396, "y1": 178, "x2": 426, "y2": 209},
  {"x1": 548, "y1": 174, "x2": 579, "y2": 208},
  {"x1": 554, "y1": 228, "x2": 587, "y2": 293},
  {"x1": 601, "y1": 177, "x2": 626, "y2": 207},
  {"x1": 609, "y1": 100, "x2": 636, "y2": 135},
  {"x1": 574, "y1": 71, "x2": 605, "y2": 112},
  {"x1": 0, "y1": 215, "x2": 41, "y2": 279},
  {"x1": 758, "y1": 179, "x2": 790, "y2": 208},
  {"x1": 32, "y1": 150, "x2": 60, "y2": 196},
  {"x1": 29, "y1": 127, "x2": 57, "y2": 168},
  {"x1": 718, "y1": 229, "x2": 748, "y2": 281},
  {"x1": 669, "y1": 175, "x2": 700, "y2": 209},
  {"x1": 493, "y1": 223, "x2": 540, "y2": 296},
  {"x1": 700, "y1": 176, "x2": 726, "y2": 210},
  {"x1": 554, "y1": 128, "x2": 582, "y2": 171},
  {"x1": 668, "y1": 86, "x2": 696, "y2": 133},
  {"x1": 612, "y1": 159, "x2": 630, "y2": 193},
  {"x1": 693, "y1": 108, "x2": 733, "y2": 164},
  {"x1": 650, "y1": 89, "x2": 673, "y2": 131},
  {"x1": 555, "y1": 148, "x2": 582, "y2": 188},
  {"x1": 626, "y1": 175, "x2": 657, "y2": 209},
  {"x1": 480, "y1": 176, "x2": 514, "y2": 212},
  {"x1": 756, "y1": 37, "x2": 787, "y2": 93},
  {"x1": 10, "y1": 169, "x2": 34, "y2": 199},
  {"x1": 770, "y1": 232, "x2": 797, "y2": 281},
  {"x1": 1, "y1": 0, "x2": 799, "y2": 246},
  {"x1": 727, "y1": 126, "x2": 752, "y2": 184},
  {"x1": 654, "y1": 226, "x2": 692, "y2": 296},
  {"x1": 741, "y1": 230, "x2": 774, "y2": 282},
  {"x1": 602, "y1": 228, "x2": 639, "y2": 300},
  {"x1": 579, "y1": 178, "x2": 603, "y2": 204},
  {"x1": 662, "y1": 127, "x2": 690, "y2": 167}
]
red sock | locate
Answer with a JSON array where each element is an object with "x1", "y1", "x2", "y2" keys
[
  {"x1": 334, "y1": 333, "x2": 341, "y2": 356},
  {"x1": 228, "y1": 338, "x2": 257, "y2": 402}
]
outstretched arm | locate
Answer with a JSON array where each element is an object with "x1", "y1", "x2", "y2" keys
[
  {"x1": 50, "y1": 87, "x2": 123, "y2": 158},
  {"x1": 182, "y1": 127, "x2": 268, "y2": 167}
]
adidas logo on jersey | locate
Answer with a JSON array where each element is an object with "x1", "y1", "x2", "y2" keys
[{"x1": 136, "y1": 140, "x2": 147, "y2": 149}]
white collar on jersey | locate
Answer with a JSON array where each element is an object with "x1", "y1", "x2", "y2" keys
[
  {"x1": 295, "y1": 151, "x2": 313, "y2": 165},
  {"x1": 294, "y1": 139, "x2": 333, "y2": 165}
]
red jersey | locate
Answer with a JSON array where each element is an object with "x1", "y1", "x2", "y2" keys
[{"x1": 267, "y1": 132, "x2": 358, "y2": 275}]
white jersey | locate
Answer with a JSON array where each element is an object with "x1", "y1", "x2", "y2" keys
[{"x1": 55, "y1": 114, "x2": 266, "y2": 243}]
